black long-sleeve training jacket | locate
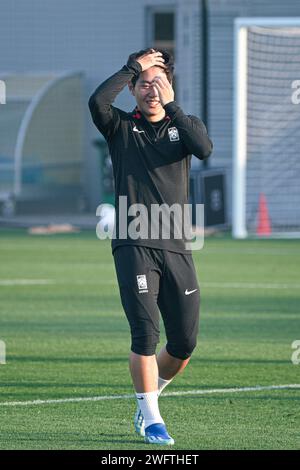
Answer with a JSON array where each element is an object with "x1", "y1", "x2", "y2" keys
[{"x1": 88, "y1": 59, "x2": 213, "y2": 254}]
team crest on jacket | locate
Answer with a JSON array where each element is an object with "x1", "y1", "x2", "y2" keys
[{"x1": 168, "y1": 127, "x2": 180, "y2": 142}]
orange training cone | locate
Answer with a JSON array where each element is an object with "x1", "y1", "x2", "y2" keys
[{"x1": 256, "y1": 193, "x2": 271, "y2": 236}]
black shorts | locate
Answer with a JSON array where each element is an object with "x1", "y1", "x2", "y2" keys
[{"x1": 113, "y1": 245, "x2": 200, "y2": 360}]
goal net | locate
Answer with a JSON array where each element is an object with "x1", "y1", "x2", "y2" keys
[{"x1": 232, "y1": 18, "x2": 300, "y2": 238}]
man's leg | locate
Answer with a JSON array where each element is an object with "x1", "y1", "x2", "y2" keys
[
  {"x1": 157, "y1": 345, "x2": 191, "y2": 380},
  {"x1": 130, "y1": 351, "x2": 175, "y2": 445},
  {"x1": 131, "y1": 251, "x2": 200, "y2": 445},
  {"x1": 129, "y1": 347, "x2": 190, "y2": 393},
  {"x1": 129, "y1": 352, "x2": 158, "y2": 392},
  {"x1": 113, "y1": 246, "x2": 175, "y2": 444},
  {"x1": 130, "y1": 346, "x2": 191, "y2": 444},
  {"x1": 155, "y1": 252, "x2": 200, "y2": 396}
]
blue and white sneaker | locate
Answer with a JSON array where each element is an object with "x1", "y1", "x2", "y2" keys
[
  {"x1": 144, "y1": 423, "x2": 175, "y2": 446},
  {"x1": 134, "y1": 406, "x2": 145, "y2": 437}
]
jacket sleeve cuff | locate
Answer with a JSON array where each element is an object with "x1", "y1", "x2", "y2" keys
[
  {"x1": 163, "y1": 101, "x2": 180, "y2": 116},
  {"x1": 125, "y1": 59, "x2": 143, "y2": 75}
]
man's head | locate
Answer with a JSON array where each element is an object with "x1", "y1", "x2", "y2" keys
[{"x1": 128, "y1": 48, "x2": 174, "y2": 120}]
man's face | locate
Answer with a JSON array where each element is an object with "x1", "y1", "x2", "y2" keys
[{"x1": 129, "y1": 66, "x2": 169, "y2": 118}]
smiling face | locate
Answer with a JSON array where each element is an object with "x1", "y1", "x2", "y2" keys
[{"x1": 129, "y1": 66, "x2": 169, "y2": 122}]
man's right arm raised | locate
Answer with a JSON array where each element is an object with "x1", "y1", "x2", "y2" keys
[{"x1": 88, "y1": 59, "x2": 142, "y2": 140}]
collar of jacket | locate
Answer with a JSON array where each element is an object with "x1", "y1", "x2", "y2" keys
[{"x1": 132, "y1": 107, "x2": 171, "y2": 122}]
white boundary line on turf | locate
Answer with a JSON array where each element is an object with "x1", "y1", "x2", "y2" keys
[
  {"x1": 0, "y1": 279, "x2": 54, "y2": 286},
  {"x1": 201, "y1": 282, "x2": 300, "y2": 289},
  {"x1": 0, "y1": 384, "x2": 299, "y2": 407},
  {"x1": 2, "y1": 279, "x2": 300, "y2": 289}
]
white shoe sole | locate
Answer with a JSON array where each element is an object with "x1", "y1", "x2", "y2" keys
[{"x1": 144, "y1": 436, "x2": 175, "y2": 446}]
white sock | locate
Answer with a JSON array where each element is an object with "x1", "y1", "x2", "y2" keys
[
  {"x1": 158, "y1": 376, "x2": 173, "y2": 396},
  {"x1": 135, "y1": 391, "x2": 164, "y2": 428}
]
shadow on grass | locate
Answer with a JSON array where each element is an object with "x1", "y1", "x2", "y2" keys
[
  {"x1": 0, "y1": 382, "x2": 130, "y2": 389},
  {"x1": 6, "y1": 355, "x2": 291, "y2": 365},
  {"x1": 191, "y1": 357, "x2": 290, "y2": 365},
  {"x1": 0, "y1": 431, "x2": 145, "y2": 447},
  {"x1": 6, "y1": 356, "x2": 128, "y2": 364}
]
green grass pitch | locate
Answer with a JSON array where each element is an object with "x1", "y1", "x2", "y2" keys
[{"x1": 0, "y1": 229, "x2": 299, "y2": 450}]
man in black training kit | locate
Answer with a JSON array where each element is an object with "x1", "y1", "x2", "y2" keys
[{"x1": 89, "y1": 48, "x2": 212, "y2": 446}]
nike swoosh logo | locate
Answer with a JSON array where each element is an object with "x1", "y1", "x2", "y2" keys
[
  {"x1": 133, "y1": 125, "x2": 145, "y2": 133},
  {"x1": 185, "y1": 289, "x2": 198, "y2": 296},
  {"x1": 137, "y1": 397, "x2": 144, "y2": 400}
]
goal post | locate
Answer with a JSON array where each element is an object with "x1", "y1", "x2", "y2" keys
[{"x1": 232, "y1": 18, "x2": 300, "y2": 239}]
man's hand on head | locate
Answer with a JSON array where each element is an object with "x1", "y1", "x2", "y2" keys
[
  {"x1": 152, "y1": 74, "x2": 175, "y2": 107},
  {"x1": 135, "y1": 49, "x2": 166, "y2": 72}
]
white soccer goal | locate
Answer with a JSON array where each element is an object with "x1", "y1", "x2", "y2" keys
[{"x1": 232, "y1": 18, "x2": 300, "y2": 238}]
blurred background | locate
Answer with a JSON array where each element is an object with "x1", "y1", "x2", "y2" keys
[{"x1": 0, "y1": 0, "x2": 300, "y2": 237}]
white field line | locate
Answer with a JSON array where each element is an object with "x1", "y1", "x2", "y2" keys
[
  {"x1": 201, "y1": 282, "x2": 300, "y2": 289},
  {"x1": 0, "y1": 384, "x2": 299, "y2": 407},
  {"x1": 1, "y1": 279, "x2": 300, "y2": 289},
  {"x1": 0, "y1": 279, "x2": 54, "y2": 286}
]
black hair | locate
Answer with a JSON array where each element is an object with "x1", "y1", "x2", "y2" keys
[{"x1": 128, "y1": 48, "x2": 174, "y2": 88}]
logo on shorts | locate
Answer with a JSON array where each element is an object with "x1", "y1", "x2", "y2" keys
[
  {"x1": 137, "y1": 274, "x2": 148, "y2": 294},
  {"x1": 168, "y1": 127, "x2": 180, "y2": 142},
  {"x1": 185, "y1": 288, "x2": 197, "y2": 296}
]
